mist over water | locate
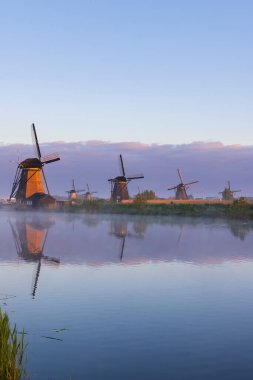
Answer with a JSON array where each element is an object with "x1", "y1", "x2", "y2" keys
[{"x1": 1, "y1": 210, "x2": 253, "y2": 379}]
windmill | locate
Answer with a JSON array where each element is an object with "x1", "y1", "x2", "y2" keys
[
  {"x1": 108, "y1": 154, "x2": 144, "y2": 202},
  {"x1": 168, "y1": 169, "x2": 198, "y2": 200},
  {"x1": 66, "y1": 180, "x2": 86, "y2": 202},
  {"x1": 9, "y1": 216, "x2": 60, "y2": 298},
  {"x1": 9, "y1": 124, "x2": 60, "y2": 206},
  {"x1": 84, "y1": 184, "x2": 97, "y2": 201},
  {"x1": 219, "y1": 181, "x2": 241, "y2": 201}
]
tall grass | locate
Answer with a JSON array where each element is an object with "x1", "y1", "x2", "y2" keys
[{"x1": 0, "y1": 308, "x2": 27, "y2": 380}]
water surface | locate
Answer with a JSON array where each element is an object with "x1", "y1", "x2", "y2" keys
[{"x1": 1, "y1": 211, "x2": 253, "y2": 379}]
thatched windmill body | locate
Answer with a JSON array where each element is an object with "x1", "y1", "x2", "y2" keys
[
  {"x1": 219, "y1": 181, "x2": 241, "y2": 201},
  {"x1": 108, "y1": 154, "x2": 144, "y2": 202},
  {"x1": 168, "y1": 169, "x2": 198, "y2": 200},
  {"x1": 9, "y1": 124, "x2": 60, "y2": 206}
]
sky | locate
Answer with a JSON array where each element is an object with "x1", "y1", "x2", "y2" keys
[{"x1": 0, "y1": 0, "x2": 253, "y2": 145}]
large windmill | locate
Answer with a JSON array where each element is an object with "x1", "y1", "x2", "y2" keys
[
  {"x1": 108, "y1": 154, "x2": 144, "y2": 202},
  {"x1": 168, "y1": 169, "x2": 198, "y2": 200},
  {"x1": 66, "y1": 180, "x2": 86, "y2": 202},
  {"x1": 9, "y1": 124, "x2": 60, "y2": 206},
  {"x1": 219, "y1": 181, "x2": 241, "y2": 201},
  {"x1": 9, "y1": 216, "x2": 60, "y2": 298}
]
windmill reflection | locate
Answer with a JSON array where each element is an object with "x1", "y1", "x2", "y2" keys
[
  {"x1": 229, "y1": 222, "x2": 251, "y2": 241},
  {"x1": 110, "y1": 220, "x2": 144, "y2": 261},
  {"x1": 9, "y1": 216, "x2": 60, "y2": 297}
]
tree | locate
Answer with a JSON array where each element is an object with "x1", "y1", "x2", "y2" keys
[{"x1": 139, "y1": 190, "x2": 156, "y2": 200}]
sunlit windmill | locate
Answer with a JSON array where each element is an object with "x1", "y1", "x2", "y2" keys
[{"x1": 9, "y1": 124, "x2": 60, "y2": 207}]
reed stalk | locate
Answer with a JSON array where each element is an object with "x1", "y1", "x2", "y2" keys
[{"x1": 0, "y1": 308, "x2": 27, "y2": 380}]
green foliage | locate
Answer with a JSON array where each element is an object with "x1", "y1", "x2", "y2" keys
[
  {"x1": 139, "y1": 190, "x2": 156, "y2": 200},
  {"x1": 0, "y1": 309, "x2": 27, "y2": 380},
  {"x1": 232, "y1": 197, "x2": 249, "y2": 208},
  {"x1": 133, "y1": 194, "x2": 147, "y2": 208}
]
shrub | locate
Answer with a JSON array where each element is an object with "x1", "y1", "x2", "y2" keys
[
  {"x1": 133, "y1": 194, "x2": 147, "y2": 208},
  {"x1": 233, "y1": 197, "x2": 249, "y2": 208}
]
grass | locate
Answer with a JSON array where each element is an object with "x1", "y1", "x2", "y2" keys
[{"x1": 0, "y1": 308, "x2": 27, "y2": 380}]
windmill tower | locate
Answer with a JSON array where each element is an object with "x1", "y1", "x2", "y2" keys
[
  {"x1": 108, "y1": 154, "x2": 144, "y2": 202},
  {"x1": 168, "y1": 169, "x2": 198, "y2": 200},
  {"x1": 9, "y1": 124, "x2": 60, "y2": 205},
  {"x1": 84, "y1": 184, "x2": 97, "y2": 201},
  {"x1": 219, "y1": 181, "x2": 241, "y2": 201},
  {"x1": 66, "y1": 180, "x2": 86, "y2": 202},
  {"x1": 9, "y1": 216, "x2": 59, "y2": 297}
]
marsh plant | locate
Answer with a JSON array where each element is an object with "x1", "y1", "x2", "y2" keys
[{"x1": 0, "y1": 308, "x2": 27, "y2": 380}]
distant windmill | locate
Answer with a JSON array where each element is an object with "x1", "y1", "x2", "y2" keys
[
  {"x1": 66, "y1": 180, "x2": 86, "y2": 202},
  {"x1": 219, "y1": 181, "x2": 241, "y2": 201},
  {"x1": 108, "y1": 154, "x2": 144, "y2": 202},
  {"x1": 84, "y1": 184, "x2": 97, "y2": 201},
  {"x1": 168, "y1": 169, "x2": 199, "y2": 200},
  {"x1": 9, "y1": 124, "x2": 60, "y2": 205}
]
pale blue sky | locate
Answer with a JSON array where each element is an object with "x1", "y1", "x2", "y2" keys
[{"x1": 0, "y1": 0, "x2": 252, "y2": 145}]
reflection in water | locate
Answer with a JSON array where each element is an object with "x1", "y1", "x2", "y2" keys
[
  {"x1": 229, "y1": 222, "x2": 251, "y2": 241},
  {"x1": 110, "y1": 220, "x2": 144, "y2": 261},
  {"x1": 4, "y1": 212, "x2": 253, "y2": 269},
  {"x1": 9, "y1": 216, "x2": 60, "y2": 297},
  {"x1": 2, "y1": 212, "x2": 253, "y2": 379}
]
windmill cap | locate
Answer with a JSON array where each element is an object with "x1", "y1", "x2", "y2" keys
[{"x1": 19, "y1": 158, "x2": 43, "y2": 169}]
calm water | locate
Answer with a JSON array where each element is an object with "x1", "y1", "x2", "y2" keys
[{"x1": 1, "y1": 210, "x2": 253, "y2": 379}]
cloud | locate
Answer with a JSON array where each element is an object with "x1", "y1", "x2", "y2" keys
[{"x1": 0, "y1": 141, "x2": 253, "y2": 198}]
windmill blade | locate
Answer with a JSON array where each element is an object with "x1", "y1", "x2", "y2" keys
[
  {"x1": 177, "y1": 168, "x2": 184, "y2": 184},
  {"x1": 108, "y1": 178, "x2": 115, "y2": 182},
  {"x1": 126, "y1": 174, "x2": 144, "y2": 180},
  {"x1": 41, "y1": 167, "x2": 50, "y2": 194},
  {"x1": 31, "y1": 259, "x2": 41, "y2": 298},
  {"x1": 87, "y1": 184, "x2": 90, "y2": 193},
  {"x1": 41, "y1": 229, "x2": 49, "y2": 255},
  {"x1": 120, "y1": 237, "x2": 126, "y2": 261},
  {"x1": 42, "y1": 256, "x2": 60, "y2": 264},
  {"x1": 168, "y1": 186, "x2": 178, "y2": 191},
  {"x1": 120, "y1": 154, "x2": 125, "y2": 177},
  {"x1": 228, "y1": 181, "x2": 231, "y2": 190},
  {"x1": 184, "y1": 180, "x2": 199, "y2": 186},
  {"x1": 31, "y1": 123, "x2": 42, "y2": 159},
  {"x1": 232, "y1": 190, "x2": 241, "y2": 193},
  {"x1": 42, "y1": 152, "x2": 60, "y2": 164}
]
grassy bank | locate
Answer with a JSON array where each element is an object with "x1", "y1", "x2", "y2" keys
[
  {"x1": 0, "y1": 308, "x2": 27, "y2": 380},
  {"x1": 61, "y1": 197, "x2": 253, "y2": 220}
]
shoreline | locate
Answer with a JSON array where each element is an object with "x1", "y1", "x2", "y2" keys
[{"x1": 1, "y1": 198, "x2": 253, "y2": 221}]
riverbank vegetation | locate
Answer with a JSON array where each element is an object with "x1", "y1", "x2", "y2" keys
[
  {"x1": 61, "y1": 197, "x2": 253, "y2": 220},
  {"x1": 0, "y1": 308, "x2": 27, "y2": 380}
]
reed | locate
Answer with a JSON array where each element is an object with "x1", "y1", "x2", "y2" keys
[{"x1": 0, "y1": 308, "x2": 27, "y2": 380}]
